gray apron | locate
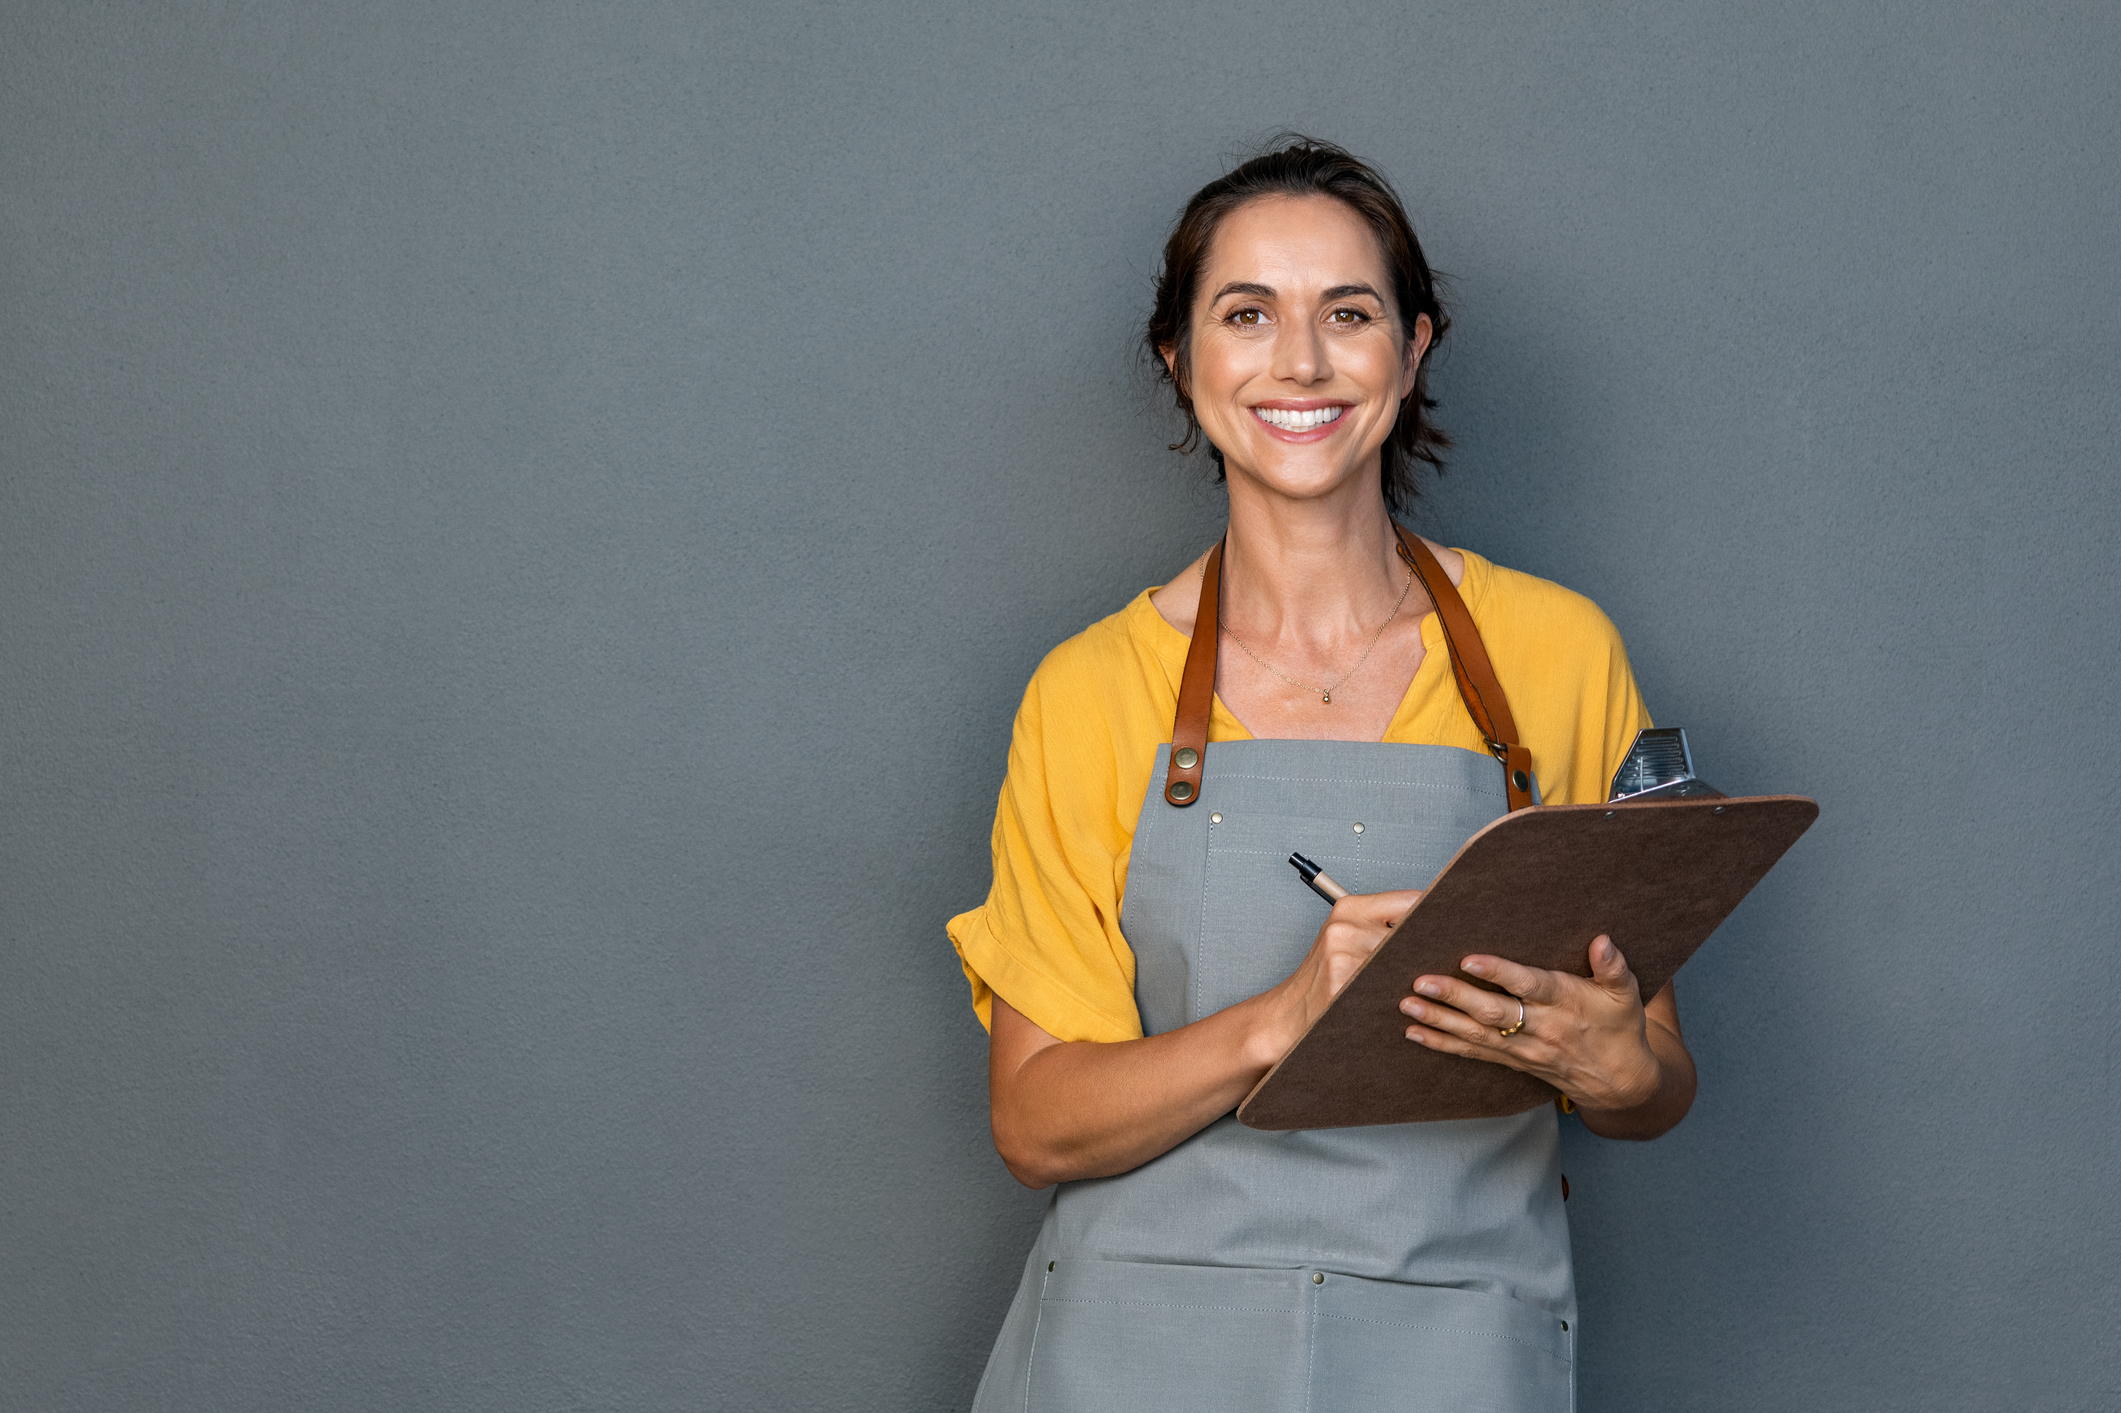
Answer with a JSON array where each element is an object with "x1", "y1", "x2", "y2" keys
[{"x1": 971, "y1": 738, "x2": 1576, "y2": 1412}]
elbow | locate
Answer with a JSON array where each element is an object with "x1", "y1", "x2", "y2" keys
[
  {"x1": 993, "y1": 1139, "x2": 1062, "y2": 1191},
  {"x1": 1002, "y1": 1156, "x2": 1062, "y2": 1190},
  {"x1": 1586, "y1": 1106, "x2": 1689, "y2": 1143},
  {"x1": 990, "y1": 1109, "x2": 1068, "y2": 1189}
]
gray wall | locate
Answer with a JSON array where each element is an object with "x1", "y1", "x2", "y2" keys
[{"x1": 3, "y1": 3, "x2": 2115, "y2": 1409}]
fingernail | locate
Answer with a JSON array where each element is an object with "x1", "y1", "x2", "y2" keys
[
  {"x1": 1406, "y1": 1028, "x2": 1426, "y2": 1045},
  {"x1": 1461, "y1": 959, "x2": 1488, "y2": 976},
  {"x1": 1403, "y1": 1001, "x2": 1425, "y2": 1020},
  {"x1": 1415, "y1": 981, "x2": 1441, "y2": 997}
]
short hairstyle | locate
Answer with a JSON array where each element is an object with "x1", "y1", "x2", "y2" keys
[{"x1": 1144, "y1": 136, "x2": 1451, "y2": 513}]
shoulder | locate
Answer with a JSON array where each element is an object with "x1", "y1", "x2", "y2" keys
[
  {"x1": 1455, "y1": 550, "x2": 1651, "y2": 805},
  {"x1": 1464, "y1": 552, "x2": 1631, "y2": 665},
  {"x1": 1023, "y1": 592, "x2": 1178, "y2": 712},
  {"x1": 1009, "y1": 591, "x2": 1182, "y2": 768}
]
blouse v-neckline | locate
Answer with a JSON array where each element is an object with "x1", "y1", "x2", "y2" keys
[{"x1": 1140, "y1": 551, "x2": 1482, "y2": 748}]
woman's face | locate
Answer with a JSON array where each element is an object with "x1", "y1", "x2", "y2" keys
[{"x1": 1174, "y1": 194, "x2": 1431, "y2": 505}]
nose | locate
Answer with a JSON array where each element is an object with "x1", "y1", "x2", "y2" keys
[{"x1": 1270, "y1": 310, "x2": 1330, "y2": 385}]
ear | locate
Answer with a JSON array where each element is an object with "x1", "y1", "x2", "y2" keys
[
  {"x1": 1400, "y1": 313, "x2": 1433, "y2": 400},
  {"x1": 1159, "y1": 343, "x2": 1186, "y2": 397}
]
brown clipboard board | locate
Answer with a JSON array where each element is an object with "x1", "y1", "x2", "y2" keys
[{"x1": 1236, "y1": 794, "x2": 1819, "y2": 1130}]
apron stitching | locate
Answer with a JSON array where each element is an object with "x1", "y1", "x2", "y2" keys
[
  {"x1": 1194, "y1": 820, "x2": 1214, "y2": 1025},
  {"x1": 1212, "y1": 848, "x2": 1366, "y2": 855},
  {"x1": 1204, "y1": 773, "x2": 1492, "y2": 791},
  {"x1": 1303, "y1": 1278, "x2": 1319, "y2": 1413},
  {"x1": 1209, "y1": 847, "x2": 1455, "y2": 868},
  {"x1": 1312, "y1": 1312, "x2": 1564, "y2": 1350},
  {"x1": 1021, "y1": 1264, "x2": 1051, "y2": 1413},
  {"x1": 1040, "y1": 1299, "x2": 1304, "y2": 1314}
]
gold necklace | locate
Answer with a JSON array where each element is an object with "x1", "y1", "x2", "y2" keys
[{"x1": 1221, "y1": 562, "x2": 1416, "y2": 705}]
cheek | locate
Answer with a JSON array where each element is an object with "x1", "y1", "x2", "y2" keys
[
  {"x1": 1188, "y1": 331, "x2": 1265, "y2": 397},
  {"x1": 1184, "y1": 350, "x2": 1267, "y2": 437},
  {"x1": 1350, "y1": 336, "x2": 1408, "y2": 390}
]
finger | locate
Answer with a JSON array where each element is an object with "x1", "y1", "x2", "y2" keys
[
  {"x1": 1586, "y1": 935, "x2": 1641, "y2": 998},
  {"x1": 1399, "y1": 993, "x2": 1508, "y2": 1045},
  {"x1": 1456, "y1": 954, "x2": 1560, "y2": 1005},
  {"x1": 1404, "y1": 1020, "x2": 1538, "y2": 1073},
  {"x1": 1324, "y1": 890, "x2": 1423, "y2": 937},
  {"x1": 1406, "y1": 976, "x2": 1522, "y2": 1033}
]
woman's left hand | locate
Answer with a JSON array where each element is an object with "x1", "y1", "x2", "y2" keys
[{"x1": 1399, "y1": 935, "x2": 1679, "y2": 1118}]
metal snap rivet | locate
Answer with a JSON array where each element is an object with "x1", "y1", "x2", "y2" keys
[
  {"x1": 1048, "y1": 1261, "x2": 1056, "y2": 1272},
  {"x1": 1561, "y1": 1320, "x2": 1569, "y2": 1331},
  {"x1": 1311, "y1": 1272, "x2": 1324, "y2": 1284},
  {"x1": 1169, "y1": 781, "x2": 1194, "y2": 802},
  {"x1": 1352, "y1": 822, "x2": 1365, "y2": 834},
  {"x1": 1209, "y1": 812, "x2": 1222, "y2": 824},
  {"x1": 1712, "y1": 805, "x2": 1725, "y2": 815},
  {"x1": 1604, "y1": 810, "x2": 1616, "y2": 820},
  {"x1": 1512, "y1": 769, "x2": 1530, "y2": 792},
  {"x1": 1174, "y1": 746, "x2": 1198, "y2": 769}
]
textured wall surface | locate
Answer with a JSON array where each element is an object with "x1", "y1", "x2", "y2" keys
[{"x1": 3, "y1": 4, "x2": 2117, "y2": 1409}]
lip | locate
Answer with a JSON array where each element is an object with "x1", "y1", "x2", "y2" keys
[{"x1": 1248, "y1": 399, "x2": 1355, "y2": 444}]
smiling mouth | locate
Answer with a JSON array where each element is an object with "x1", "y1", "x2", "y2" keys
[{"x1": 1252, "y1": 405, "x2": 1346, "y2": 431}]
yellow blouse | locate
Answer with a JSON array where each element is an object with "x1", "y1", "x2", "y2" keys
[{"x1": 947, "y1": 548, "x2": 1653, "y2": 1044}]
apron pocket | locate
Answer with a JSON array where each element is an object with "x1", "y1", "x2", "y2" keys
[
  {"x1": 1022, "y1": 1259, "x2": 1309, "y2": 1413},
  {"x1": 1309, "y1": 1274, "x2": 1575, "y2": 1412},
  {"x1": 1016, "y1": 1261, "x2": 1573, "y2": 1413},
  {"x1": 1199, "y1": 811, "x2": 1371, "y2": 1020}
]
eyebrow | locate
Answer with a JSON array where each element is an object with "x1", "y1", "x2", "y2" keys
[{"x1": 1209, "y1": 281, "x2": 1388, "y2": 303}]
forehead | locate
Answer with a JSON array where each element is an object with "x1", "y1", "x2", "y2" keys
[{"x1": 1198, "y1": 194, "x2": 1391, "y2": 301}]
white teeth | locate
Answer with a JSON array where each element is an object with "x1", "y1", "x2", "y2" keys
[{"x1": 1253, "y1": 406, "x2": 1346, "y2": 431}]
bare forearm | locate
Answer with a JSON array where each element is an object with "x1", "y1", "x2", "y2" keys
[
  {"x1": 990, "y1": 994, "x2": 1287, "y2": 1187},
  {"x1": 987, "y1": 891, "x2": 1423, "y2": 1188},
  {"x1": 1575, "y1": 1018, "x2": 1696, "y2": 1140}
]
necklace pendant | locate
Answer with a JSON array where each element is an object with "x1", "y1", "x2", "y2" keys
[{"x1": 1321, "y1": 691, "x2": 1331, "y2": 704}]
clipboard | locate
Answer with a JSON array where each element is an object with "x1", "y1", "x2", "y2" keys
[{"x1": 1235, "y1": 794, "x2": 1819, "y2": 1130}]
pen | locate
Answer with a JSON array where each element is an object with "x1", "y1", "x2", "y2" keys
[{"x1": 1288, "y1": 851, "x2": 1349, "y2": 903}]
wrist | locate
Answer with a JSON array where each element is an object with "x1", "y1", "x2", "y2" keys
[
  {"x1": 1581, "y1": 1044, "x2": 1663, "y2": 1115},
  {"x1": 1238, "y1": 982, "x2": 1307, "y2": 1073}
]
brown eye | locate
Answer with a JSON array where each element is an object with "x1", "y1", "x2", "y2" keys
[
  {"x1": 1231, "y1": 309, "x2": 1264, "y2": 326},
  {"x1": 1329, "y1": 308, "x2": 1366, "y2": 324}
]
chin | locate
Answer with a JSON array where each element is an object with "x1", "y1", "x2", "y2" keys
[{"x1": 1230, "y1": 448, "x2": 1373, "y2": 502}]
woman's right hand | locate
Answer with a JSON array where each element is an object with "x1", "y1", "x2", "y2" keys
[{"x1": 1258, "y1": 889, "x2": 1424, "y2": 1064}]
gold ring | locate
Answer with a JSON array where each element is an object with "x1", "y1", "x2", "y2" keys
[{"x1": 1497, "y1": 999, "x2": 1526, "y2": 1038}]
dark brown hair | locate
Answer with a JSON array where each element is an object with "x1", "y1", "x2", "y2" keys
[{"x1": 1144, "y1": 136, "x2": 1450, "y2": 513}]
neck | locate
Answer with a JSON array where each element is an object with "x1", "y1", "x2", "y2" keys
[{"x1": 1219, "y1": 466, "x2": 1408, "y2": 642}]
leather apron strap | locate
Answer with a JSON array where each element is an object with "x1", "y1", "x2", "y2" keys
[
  {"x1": 1160, "y1": 539, "x2": 1222, "y2": 806},
  {"x1": 1392, "y1": 524, "x2": 1536, "y2": 812},
  {"x1": 1163, "y1": 526, "x2": 1535, "y2": 812}
]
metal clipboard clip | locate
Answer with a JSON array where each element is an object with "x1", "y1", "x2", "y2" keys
[{"x1": 1608, "y1": 727, "x2": 1728, "y2": 802}]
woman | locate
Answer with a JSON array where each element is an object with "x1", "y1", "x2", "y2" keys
[{"x1": 948, "y1": 138, "x2": 1696, "y2": 1412}]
